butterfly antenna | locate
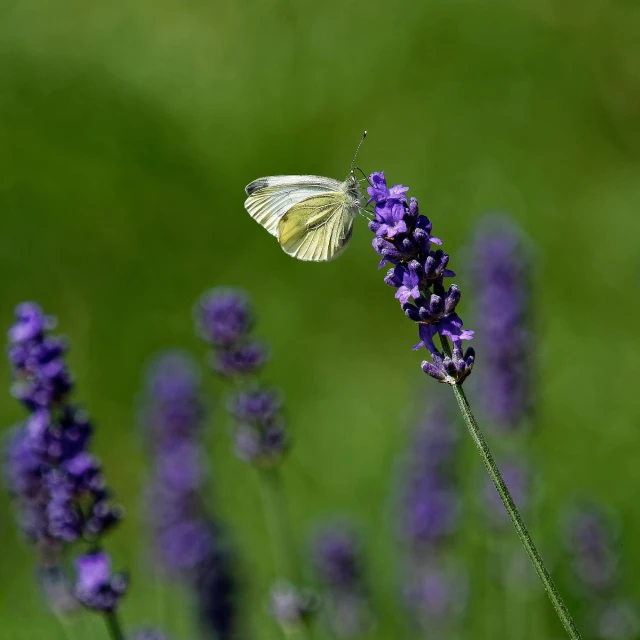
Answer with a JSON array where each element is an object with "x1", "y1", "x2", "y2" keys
[
  {"x1": 354, "y1": 166, "x2": 372, "y2": 185},
  {"x1": 349, "y1": 130, "x2": 368, "y2": 174}
]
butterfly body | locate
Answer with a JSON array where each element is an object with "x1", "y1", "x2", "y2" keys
[{"x1": 244, "y1": 173, "x2": 362, "y2": 262}]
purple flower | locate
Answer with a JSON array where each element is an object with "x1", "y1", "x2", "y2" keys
[
  {"x1": 8, "y1": 302, "x2": 55, "y2": 343},
  {"x1": 564, "y1": 504, "x2": 620, "y2": 594},
  {"x1": 311, "y1": 526, "x2": 362, "y2": 588},
  {"x1": 367, "y1": 172, "x2": 474, "y2": 384},
  {"x1": 3, "y1": 302, "x2": 125, "y2": 621},
  {"x1": 141, "y1": 352, "x2": 237, "y2": 639},
  {"x1": 374, "y1": 201, "x2": 408, "y2": 238},
  {"x1": 130, "y1": 629, "x2": 173, "y2": 640},
  {"x1": 395, "y1": 399, "x2": 467, "y2": 631},
  {"x1": 212, "y1": 341, "x2": 268, "y2": 377},
  {"x1": 471, "y1": 215, "x2": 533, "y2": 430},
  {"x1": 269, "y1": 581, "x2": 317, "y2": 631},
  {"x1": 4, "y1": 303, "x2": 122, "y2": 545},
  {"x1": 403, "y1": 559, "x2": 468, "y2": 631},
  {"x1": 397, "y1": 401, "x2": 461, "y2": 546},
  {"x1": 74, "y1": 551, "x2": 128, "y2": 612},
  {"x1": 228, "y1": 387, "x2": 288, "y2": 466},
  {"x1": 195, "y1": 289, "x2": 268, "y2": 378},
  {"x1": 597, "y1": 600, "x2": 640, "y2": 640},
  {"x1": 195, "y1": 289, "x2": 253, "y2": 347},
  {"x1": 366, "y1": 172, "x2": 409, "y2": 204},
  {"x1": 310, "y1": 524, "x2": 374, "y2": 638},
  {"x1": 195, "y1": 288, "x2": 288, "y2": 467},
  {"x1": 229, "y1": 388, "x2": 281, "y2": 424}
]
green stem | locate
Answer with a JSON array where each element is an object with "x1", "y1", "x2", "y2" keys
[
  {"x1": 257, "y1": 467, "x2": 311, "y2": 640},
  {"x1": 258, "y1": 467, "x2": 298, "y2": 582},
  {"x1": 104, "y1": 611, "x2": 125, "y2": 640},
  {"x1": 440, "y1": 336, "x2": 581, "y2": 640}
]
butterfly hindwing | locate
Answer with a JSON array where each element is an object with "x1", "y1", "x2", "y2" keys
[{"x1": 277, "y1": 193, "x2": 355, "y2": 262}]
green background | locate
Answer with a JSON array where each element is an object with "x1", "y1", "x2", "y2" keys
[{"x1": 1, "y1": 0, "x2": 639, "y2": 638}]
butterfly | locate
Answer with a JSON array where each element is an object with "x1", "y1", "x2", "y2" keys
[{"x1": 244, "y1": 132, "x2": 367, "y2": 262}]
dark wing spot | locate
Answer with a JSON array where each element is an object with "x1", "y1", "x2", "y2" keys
[{"x1": 245, "y1": 179, "x2": 268, "y2": 196}]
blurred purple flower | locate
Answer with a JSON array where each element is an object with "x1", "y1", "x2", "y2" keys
[
  {"x1": 195, "y1": 289, "x2": 253, "y2": 347},
  {"x1": 129, "y1": 629, "x2": 173, "y2": 640},
  {"x1": 597, "y1": 600, "x2": 640, "y2": 640},
  {"x1": 141, "y1": 351, "x2": 237, "y2": 640},
  {"x1": 471, "y1": 215, "x2": 533, "y2": 430},
  {"x1": 3, "y1": 302, "x2": 124, "y2": 616},
  {"x1": 310, "y1": 524, "x2": 374, "y2": 637},
  {"x1": 74, "y1": 551, "x2": 128, "y2": 612},
  {"x1": 269, "y1": 581, "x2": 317, "y2": 632},
  {"x1": 368, "y1": 172, "x2": 474, "y2": 384},
  {"x1": 403, "y1": 559, "x2": 468, "y2": 631},
  {"x1": 398, "y1": 401, "x2": 461, "y2": 546},
  {"x1": 564, "y1": 504, "x2": 620, "y2": 594},
  {"x1": 395, "y1": 398, "x2": 467, "y2": 632},
  {"x1": 312, "y1": 526, "x2": 362, "y2": 588},
  {"x1": 195, "y1": 289, "x2": 268, "y2": 378},
  {"x1": 195, "y1": 289, "x2": 288, "y2": 466}
]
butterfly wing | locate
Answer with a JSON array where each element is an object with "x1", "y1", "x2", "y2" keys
[
  {"x1": 244, "y1": 175, "x2": 343, "y2": 237},
  {"x1": 277, "y1": 193, "x2": 356, "y2": 262}
]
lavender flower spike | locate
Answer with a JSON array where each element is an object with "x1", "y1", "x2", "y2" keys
[
  {"x1": 311, "y1": 524, "x2": 374, "y2": 637},
  {"x1": 471, "y1": 215, "x2": 533, "y2": 429},
  {"x1": 4, "y1": 302, "x2": 126, "y2": 627},
  {"x1": 195, "y1": 288, "x2": 267, "y2": 377},
  {"x1": 141, "y1": 352, "x2": 237, "y2": 640},
  {"x1": 196, "y1": 288, "x2": 312, "y2": 636},
  {"x1": 396, "y1": 398, "x2": 467, "y2": 633},
  {"x1": 368, "y1": 177, "x2": 582, "y2": 638},
  {"x1": 195, "y1": 288, "x2": 288, "y2": 466},
  {"x1": 367, "y1": 173, "x2": 474, "y2": 384}
]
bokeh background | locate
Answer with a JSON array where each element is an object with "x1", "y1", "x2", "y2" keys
[{"x1": 2, "y1": 0, "x2": 640, "y2": 638}]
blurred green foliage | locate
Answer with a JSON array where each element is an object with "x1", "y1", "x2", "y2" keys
[{"x1": 1, "y1": 0, "x2": 640, "y2": 638}]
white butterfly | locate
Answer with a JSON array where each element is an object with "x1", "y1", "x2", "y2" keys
[{"x1": 244, "y1": 133, "x2": 367, "y2": 262}]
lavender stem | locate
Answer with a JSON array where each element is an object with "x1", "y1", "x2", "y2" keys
[
  {"x1": 258, "y1": 468, "x2": 298, "y2": 583},
  {"x1": 104, "y1": 611, "x2": 125, "y2": 640},
  {"x1": 440, "y1": 336, "x2": 581, "y2": 640},
  {"x1": 257, "y1": 468, "x2": 311, "y2": 640}
]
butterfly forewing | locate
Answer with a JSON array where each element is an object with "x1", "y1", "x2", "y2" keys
[
  {"x1": 244, "y1": 175, "x2": 343, "y2": 237},
  {"x1": 277, "y1": 193, "x2": 355, "y2": 261}
]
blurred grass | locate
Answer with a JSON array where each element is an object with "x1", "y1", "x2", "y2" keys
[{"x1": 1, "y1": 0, "x2": 640, "y2": 638}]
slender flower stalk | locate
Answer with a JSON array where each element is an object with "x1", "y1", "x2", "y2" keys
[
  {"x1": 3, "y1": 303, "x2": 127, "y2": 640},
  {"x1": 195, "y1": 288, "x2": 312, "y2": 639},
  {"x1": 367, "y1": 173, "x2": 582, "y2": 640},
  {"x1": 140, "y1": 352, "x2": 237, "y2": 640}
]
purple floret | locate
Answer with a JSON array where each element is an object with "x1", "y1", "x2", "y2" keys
[
  {"x1": 195, "y1": 289, "x2": 253, "y2": 347},
  {"x1": 74, "y1": 551, "x2": 128, "y2": 612}
]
